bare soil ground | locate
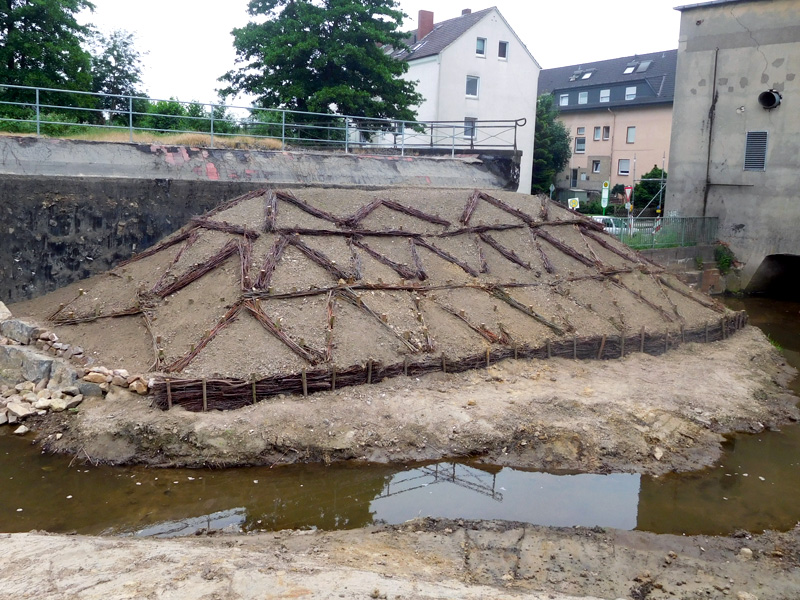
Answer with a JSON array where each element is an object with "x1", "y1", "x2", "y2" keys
[{"x1": 2, "y1": 518, "x2": 799, "y2": 599}]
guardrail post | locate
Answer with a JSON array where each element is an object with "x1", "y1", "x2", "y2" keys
[
  {"x1": 281, "y1": 110, "x2": 286, "y2": 150},
  {"x1": 128, "y1": 96, "x2": 133, "y2": 142},
  {"x1": 344, "y1": 119, "x2": 349, "y2": 154},
  {"x1": 210, "y1": 103, "x2": 215, "y2": 148},
  {"x1": 400, "y1": 122, "x2": 405, "y2": 157},
  {"x1": 35, "y1": 88, "x2": 40, "y2": 137},
  {"x1": 451, "y1": 125, "x2": 455, "y2": 157}
]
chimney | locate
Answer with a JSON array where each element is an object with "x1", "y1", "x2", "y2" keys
[
  {"x1": 462, "y1": 9, "x2": 472, "y2": 15},
  {"x1": 418, "y1": 10, "x2": 434, "y2": 40}
]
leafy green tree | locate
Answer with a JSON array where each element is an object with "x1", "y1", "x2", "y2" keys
[
  {"x1": 141, "y1": 98, "x2": 187, "y2": 132},
  {"x1": 90, "y1": 29, "x2": 145, "y2": 122},
  {"x1": 633, "y1": 164, "x2": 667, "y2": 209},
  {"x1": 531, "y1": 94, "x2": 571, "y2": 195},
  {"x1": 219, "y1": 0, "x2": 422, "y2": 122},
  {"x1": 0, "y1": 0, "x2": 95, "y2": 106}
]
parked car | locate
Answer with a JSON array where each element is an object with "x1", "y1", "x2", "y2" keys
[{"x1": 590, "y1": 215, "x2": 624, "y2": 236}]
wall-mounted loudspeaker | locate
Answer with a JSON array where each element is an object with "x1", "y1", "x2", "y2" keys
[{"x1": 758, "y1": 89, "x2": 782, "y2": 109}]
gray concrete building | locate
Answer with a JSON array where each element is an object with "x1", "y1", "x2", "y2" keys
[{"x1": 666, "y1": 0, "x2": 800, "y2": 293}]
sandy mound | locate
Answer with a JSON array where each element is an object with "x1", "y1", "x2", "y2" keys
[{"x1": 16, "y1": 188, "x2": 737, "y2": 411}]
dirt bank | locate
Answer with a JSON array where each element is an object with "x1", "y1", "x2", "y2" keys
[
  {"x1": 2, "y1": 518, "x2": 799, "y2": 600},
  {"x1": 31, "y1": 325, "x2": 798, "y2": 477}
]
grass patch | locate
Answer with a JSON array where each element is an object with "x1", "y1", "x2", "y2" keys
[
  {"x1": 766, "y1": 334, "x2": 783, "y2": 351},
  {"x1": 0, "y1": 127, "x2": 283, "y2": 151}
]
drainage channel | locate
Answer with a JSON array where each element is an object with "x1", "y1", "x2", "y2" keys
[{"x1": 1, "y1": 296, "x2": 797, "y2": 538}]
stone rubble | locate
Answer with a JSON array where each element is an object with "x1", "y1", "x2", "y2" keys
[{"x1": 0, "y1": 309, "x2": 151, "y2": 434}]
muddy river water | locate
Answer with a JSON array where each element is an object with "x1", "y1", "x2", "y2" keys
[{"x1": 1, "y1": 296, "x2": 798, "y2": 538}]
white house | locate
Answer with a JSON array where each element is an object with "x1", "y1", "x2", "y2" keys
[{"x1": 396, "y1": 8, "x2": 540, "y2": 193}]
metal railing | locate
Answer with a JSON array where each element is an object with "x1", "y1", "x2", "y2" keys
[
  {"x1": 597, "y1": 216, "x2": 719, "y2": 249},
  {"x1": 0, "y1": 83, "x2": 525, "y2": 156}
]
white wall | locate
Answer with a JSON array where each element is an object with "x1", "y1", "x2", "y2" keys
[{"x1": 406, "y1": 9, "x2": 539, "y2": 193}]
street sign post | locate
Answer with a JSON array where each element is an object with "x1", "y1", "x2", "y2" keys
[{"x1": 601, "y1": 181, "x2": 609, "y2": 213}]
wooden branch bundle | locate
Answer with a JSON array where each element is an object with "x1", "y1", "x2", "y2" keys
[
  {"x1": 658, "y1": 275, "x2": 724, "y2": 313},
  {"x1": 439, "y1": 224, "x2": 524, "y2": 238},
  {"x1": 151, "y1": 230, "x2": 201, "y2": 294},
  {"x1": 534, "y1": 229, "x2": 598, "y2": 269},
  {"x1": 539, "y1": 197, "x2": 549, "y2": 222},
  {"x1": 478, "y1": 233, "x2": 531, "y2": 269},
  {"x1": 255, "y1": 236, "x2": 290, "y2": 290},
  {"x1": 579, "y1": 227, "x2": 641, "y2": 265},
  {"x1": 115, "y1": 228, "x2": 197, "y2": 268},
  {"x1": 244, "y1": 299, "x2": 325, "y2": 365},
  {"x1": 379, "y1": 199, "x2": 451, "y2": 227},
  {"x1": 165, "y1": 301, "x2": 243, "y2": 373},
  {"x1": 205, "y1": 189, "x2": 267, "y2": 218},
  {"x1": 487, "y1": 286, "x2": 565, "y2": 336},
  {"x1": 239, "y1": 238, "x2": 254, "y2": 291},
  {"x1": 435, "y1": 302, "x2": 506, "y2": 344},
  {"x1": 460, "y1": 189, "x2": 481, "y2": 225},
  {"x1": 529, "y1": 231, "x2": 556, "y2": 274},
  {"x1": 610, "y1": 278, "x2": 676, "y2": 323},
  {"x1": 336, "y1": 287, "x2": 419, "y2": 353},
  {"x1": 151, "y1": 310, "x2": 748, "y2": 412},
  {"x1": 351, "y1": 238, "x2": 419, "y2": 280},
  {"x1": 264, "y1": 189, "x2": 278, "y2": 232},
  {"x1": 477, "y1": 242, "x2": 489, "y2": 274},
  {"x1": 409, "y1": 239, "x2": 428, "y2": 281},
  {"x1": 190, "y1": 217, "x2": 260, "y2": 239},
  {"x1": 288, "y1": 237, "x2": 355, "y2": 282},
  {"x1": 153, "y1": 239, "x2": 240, "y2": 298},
  {"x1": 275, "y1": 190, "x2": 341, "y2": 225},
  {"x1": 478, "y1": 192, "x2": 535, "y2": 225},
  {"x1": 343, "y1": 198, "x2": 382, "y2": 228},
  {"x1": 348, "y1": 238, "x2": 363, "y2": 281},
  {"x1": 414, "y1": 238, "x2": 479, "y2": 277},
  {"x1": 51, "y1": 306, "x2": 143, "y2": 326}
]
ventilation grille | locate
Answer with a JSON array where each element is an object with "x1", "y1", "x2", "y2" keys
[{"x1": 744, "y1": 131, "x2": 768, "y2": 171}]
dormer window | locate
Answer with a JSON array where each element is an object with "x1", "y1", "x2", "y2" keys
[{"x1": 476, "y1": 37, "x2": 486, "y2": 56}]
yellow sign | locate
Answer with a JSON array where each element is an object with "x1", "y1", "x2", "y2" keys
[
  {"x1": 603, "y1": 181, "x2": 610, "y2": 189},
  {"x1": 568, "y1": 197, "x2": 580, "y2": 209}
]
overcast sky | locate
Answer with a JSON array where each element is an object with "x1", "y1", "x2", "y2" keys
[{"x1": 80, "y1": 0, "x2": 683, "y2": 106}]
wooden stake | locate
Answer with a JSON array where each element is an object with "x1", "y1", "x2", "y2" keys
[
  {"x1": 640, "y1": 326, "x2": 645, "y2": 353},
  {"x1": 202, "y1": 379, "x2": 207, "y2": 412},
  {"x1": 680, "y1": 324, "x2": 685, "y2": 344},
  {"x1": 251, "y1": 375, "x2": 257, "y2": 404},
  {"x1": 664, "y1": 330, "x2": 669, "y2": 353},
  {"x1": 302, "y1": 368, "x2": 308, "y2": 397},
  {"x1": 441, "y1": 353, "x2": 447, "y2": 373},
  {"x1": 620, "y1": 333, "x2": 625, "y2": 358},
  {"x1": 597, "y1": 334, "x2": 607, "y2": 359},
  {"x1": 705, "y1": 322, "x2": 709, "y2": 343},
  {"x1": 404, "y1": 356, "x2": 409, "y2": 377},
  {"x1": 166, "y1": 379, "x2": 172, "y2": 410},
  {"x1": 486, "y1": 347, "x2": 491, "y2": 368},
  {"x1": 331, "y1": 367, "x2": 337, "y2": 391},
  {"x1": 367, "y1": 360, "x2": 373, "y2": 384},
  {"x1": 546, "y1": 339, "x2": 551, "y2": 359},
  {"x1": 573, "y1": 335, "x2": 577, "y2": 359},
  {"x1": 721, "y1": 317, "x2": 726, "y2": 340},
  {"x1": 513, "y1": 344, "x2": 518, "y2": 360}
]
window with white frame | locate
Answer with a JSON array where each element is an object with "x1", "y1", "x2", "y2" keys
[
  {"x1": 618, "y1": 159, "x2": 631, "y2": 175},
  {"x1": 600, "y1": 89, "x2": 610, "y2": 103},
  {"x1": 498, "y1": 41, "x2": 508, "y2": 59},
  {"x1": 623, "y1": 64, "x2": 636, "y2": 74},
  {"x1": 559, "y1": 93, "x2": 569, "y2": 106},
  {"x1": 466, "y1": 76, "x2": 479, "y2": 97},
  {"x1": 602, "y1": 125, "x2": 610, "y2": 140},
  {"x1": 464, "y1": 117, "x2": 477, "y2": 139},
  {"x1": 476, "y1": 38, "x2": 486, "y2": 56},
  {"x1": 575, "y1": 137, "x2": 586, "y2": 153},
  {"x1": 626, "y1": 126, "x2": 636, "y2": 143},
  {"x1": 593, "y1": 126, "x2": 601, "y2": 141},
  {"x1": 592, "y1": 160, "x2": 601, "y2": 173},
  {"x1": 578, "y1": 91, "x2": 588, "y2": 104},
  {"x1": 577, "y1": 127, "x2": 585, "y2": 135},
  {"x1": 625, "y1": 86, "x2": 637, "y2": 100}
]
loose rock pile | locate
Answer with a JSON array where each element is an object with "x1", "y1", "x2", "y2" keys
[{"x1": 0, "y1": 303, "x2": 151, "y2": 435}]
